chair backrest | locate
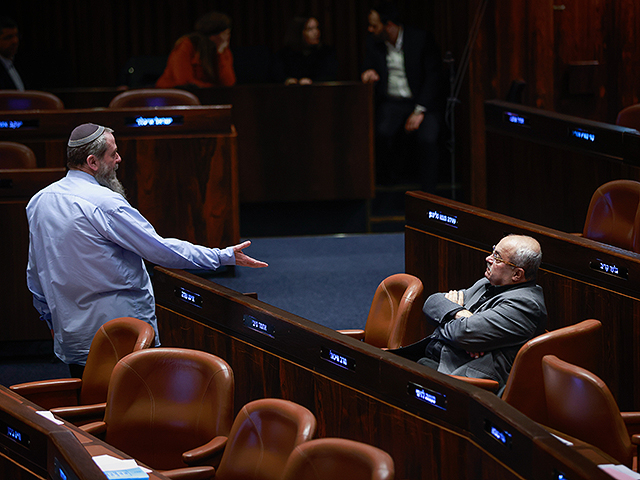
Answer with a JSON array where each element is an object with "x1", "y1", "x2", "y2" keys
[
  {"x1": 102, "y1": 347, "x2": 234, "y2": 470},
  {"x1": 501, "y1": 319, "x2": 602, "y2": 424},
  {"x1": 282, "y1": 438, "x2": 395, "y2": 480},
  {"x1": 616, "y1": 103, "x2": 640, "y2": 131},
  {"x1": 0, "y1": 141, "x2": 37, "y2": 168},
  {"x1": 214, "y1": 398, "x2": 317, "y2": 480},
  {"x1": 542, "y1": 355, "x2": 634, "y2": 467},
  {"x1": 582, "y1": 180, "x2": 640, "y2": 253},
  {"x1": 0, "y1": 90, "x2": 64, "y2": 110},
  {"x1": 108, "y1": 88, "x2": 201, "y2": 108},
  {"x1": 364, "y1": 273, "x2": 426, "y2": 349},
  {"x1": 79, "y1": 317, "x2": 155, "y2": 405}
]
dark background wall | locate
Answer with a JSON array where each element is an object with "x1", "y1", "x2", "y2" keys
[{"x1": 5, "y1": 0, "x2": 640, "y2": 206}]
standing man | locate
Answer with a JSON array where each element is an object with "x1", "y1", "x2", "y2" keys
[
  {"x1": 27, "y1": 123, "x2": 268, "y2": 377},
  {"x1": 361, "y1": 2, "x2": 443, "y2": 193},
  {"x1": 393, "y1": 235, "x2": 547, "y2": 394},
  {"x1": 0, "y1": 16, "x2": 24, "y2": 90}
]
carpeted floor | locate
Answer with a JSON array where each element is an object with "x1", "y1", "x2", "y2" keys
[{"x1": 0, "y1": 232, "x2": 405, "y2": 387}]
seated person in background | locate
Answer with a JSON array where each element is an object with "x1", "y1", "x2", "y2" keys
[
  {"x1": 273, "y1": 16, "x2": 337, "y2": 85},
  {"x1": 156, "y1": 11, "x2": 236, "y2": 88},
  {"x1": 392, "y1": 234, "x2": 547, "y2": 395},
  {"x1": 26, "y1": 123, "x2": 267, "y2": 378},
  {"x1": 0, "y1": 16, "x2": 25, "y2": 90}
]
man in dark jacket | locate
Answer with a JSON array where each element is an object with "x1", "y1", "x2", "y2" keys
[
  {"x1": 393, "y1": 235, "x2": 547, "y2": 395},
  {"x1": 361, "y1": 3, "x2": 443, "y2": 192},
  {"x1": 0, "y1": 17, "x2": 24, "y2": 90}
]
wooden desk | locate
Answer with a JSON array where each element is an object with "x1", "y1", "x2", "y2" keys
[
  {"x1": 152, "y1": 266, "x2": 613, "y2": 480},
  {"x1": 51, "y1": 83, "x2": 375, "y2": 204},
  {"x1": 0, "y1": 385, "x2": 170, "y2": 479},
  {"x1": 1, "y1": 169, "x2": 66, "y2": 343},
  {"x1": 404, "y1": 190, "x2": 640, "y2": 411},
  {"x1": 0, "y1": 106, "x2": 238, "y2": 344},
  {"x1": 484, "y1": 99, "x2": 640, "y2": 233}
]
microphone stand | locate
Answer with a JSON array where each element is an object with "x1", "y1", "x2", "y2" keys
[{"x1": 444, "y1": 0, "x2": 489, "y2": 201}]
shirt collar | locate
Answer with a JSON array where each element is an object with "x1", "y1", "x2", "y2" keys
[{"x1": 385, "y1": 27, "x2": 404, "y2": 51}]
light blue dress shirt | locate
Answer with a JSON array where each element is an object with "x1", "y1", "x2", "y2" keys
[{"x1": 26, "y1": 170, "x2": 236, "y2": 365}]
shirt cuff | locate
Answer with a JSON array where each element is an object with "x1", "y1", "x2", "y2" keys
[
  {"x1": 413, "y1": 105, "x2": 426, "y2": 115},
  {"x1": 218, "y1": 246, "x2": 236, "y2": 266}
]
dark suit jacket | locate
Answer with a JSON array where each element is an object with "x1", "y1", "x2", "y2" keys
[
  {"x1": 362, "y1": 26, "x2": 443, "y2": 112},
  {"x1": 0, "y1": 59, "x2": 22, "y2": 89},
  {"x1": 393, "y1": 278, "x2": 547, "y2": 393}
]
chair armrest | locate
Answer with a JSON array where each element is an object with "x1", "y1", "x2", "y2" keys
[
  {"x1": 621, "y1": 412, "x2": 640, "y2": 436},
  {"x1": 80, "y1": 421, "x2": 107, "y2": 437},
  {"x1": 159, "y1": 466, "x2": 216, "y2": 480},
  {"x1": 183, "y1": 436, "x2": 227, "y2": 465},
  {"x1": 337, "y1": 329, "x2": 365, "y2": 341},
  {"x1": 449, "y1": 375, "x2": 500, "y2": 393},
  {"x1": 50, "y1": 402, "x2": 106, "y2": 425},
  {"x1": 10, "y1": 378, "x2": 82, "y2": 409},
  {"x1": 631, "y1": 433, "x2": 640, "y2": 446}
]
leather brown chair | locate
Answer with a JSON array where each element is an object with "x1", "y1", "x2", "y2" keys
[
  {"x1": 0, "y1": 141, "x2": 37, "y2": 168},
  {"x1": 108, "y1": 88, "x2": 201, "y2": 108},
  {"x1": 0, "y1": 90, "x2": 64, "y2": 110},
  {"x1": 542, "y1": 355, "x2": 640, "y2": 469},
  {"x1": 10, "y1": 317, "x2": 155, "y2": 425},
  {"x1": 581, "y1": 179, "x2": 640, "y2": 253},
  {"x1": 282, "y1": 438, "x2": 395, "y2": 480},
  {"x1": 338, "y1": 273, "x2": 426, "y2": 349},
  {"x1": 616, "y1": 103, "x2": 640, "y2": 131},
  {"x1": 210, "y1": 398, "x2": 317, "y2": 480},
  {"x1": 81, "y1": 347, "x2": 234, "y2": 480},
  {"x1": 452, "y1": 319, "x2": 602, "y2": 425}
]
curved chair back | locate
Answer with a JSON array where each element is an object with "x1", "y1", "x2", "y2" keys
[
  {"x1": 79, "y1": 317, "x2": 155, "y2": 405},
  {"x1": 501, "y1": 319, "x2": 602, "y2": 424},
  {"x1": 282, "y1": 438, "x2": 395, "y2": 480},
  {"x1": 0, "y1": 141, "x2": 37, "y2": 168},
  {"x1": 582, "y1": 180, "x2": 640, "y2": 253},
  {"x1": 365, "y1": 273, "x2": 425, "y2": 349},
  {"x1": 0, "y1": 90, "x2": 64, "y2": 110},
  {"x1": 616, "y1": 103, "x2": 640, "y2": 131},
  {"x1": 102, "y1": 348, "x2": 234, "y2": 471},
  {"x1": 108, "y1": 88, "x2": 201, "y2": 108},
  {"x1": 214, "y1": 398, "x2": 317, "y2": 480},
  {"x1": 542, "y1": 355, "x2": 634, "y2": 467}
]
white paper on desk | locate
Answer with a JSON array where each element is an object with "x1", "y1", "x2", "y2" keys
[
  {"x1": 36, "y1": 410, "x2": 64, "y2": 425},
  {"x1": 599, "y1": 464, "x2": 640, "y2": 480},
  {"x1": 92, "y1": 454, "x2": 151, "y2": 478}
]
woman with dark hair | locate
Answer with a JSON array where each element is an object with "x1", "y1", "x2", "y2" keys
[
  {"x1": 156, "y1": 11, "x2": 236, "y2": 88},
  {"x1": 275, "y1": 16, "x2": 338, "y2": 85}
]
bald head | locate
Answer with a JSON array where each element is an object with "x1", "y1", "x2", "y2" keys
[{"x1": 503, "y1": 235, "x2": 542, "y2": 280}]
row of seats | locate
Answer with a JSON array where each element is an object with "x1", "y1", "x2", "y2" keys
[
  {"x1": 10, "y1": 318, "x2": 394, "y2": 480},
  {"x1": 0, "y1": 88, "x2": 201, "y2": 110}
]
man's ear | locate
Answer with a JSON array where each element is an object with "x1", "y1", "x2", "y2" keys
[
  {"x1": 513, "y1": 268, "x2": 525, "y2": 282},
  {"x1": 86, "y1": 154, "x2": 100, "y2": 172}
]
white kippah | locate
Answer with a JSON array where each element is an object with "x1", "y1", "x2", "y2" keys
[{"x1": 68, "y1": 123, "x2": 106, "y2": 147}]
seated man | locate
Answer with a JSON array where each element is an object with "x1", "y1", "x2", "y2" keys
[{"x1": 393, "y1": 234, "x2": 546, "y2": 394}]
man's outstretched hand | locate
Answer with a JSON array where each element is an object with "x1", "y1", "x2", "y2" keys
[{"x1": 232, "y1": 241, "x2": 268, "y2": 268}]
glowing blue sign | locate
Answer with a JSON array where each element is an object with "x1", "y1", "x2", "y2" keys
[
  {"x1": 570, "y1": 128, "x2": 596, "y2": 142},
  {"x1": 428, "y1": 210, "x2": 458, "y2": 228},
  {"x1": 407, "y1": 382, "x2": 447, "y2": 410},
  {"x1": 125, "y1": 115, "x2": 184, "y2": 127},
  {"x1": 243, "y1": 314, "x2": 276, "y2": 338}
]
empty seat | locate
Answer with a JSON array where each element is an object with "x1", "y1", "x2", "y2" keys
[
  {"x1": 542, "y1": 355, "x2": 640, "y2": 468},
  {"x1": 282, "y1": 438, "x2": 395, "y2": 480},
  {"x1": 81, "y1": 347, "x2": 234, "y2": 479},
  {"x1": 582, "y1": 180, "x2": 640, "y2": 252},
  {"x1": 616, "y1": 104, "x2": 640, "y2": 131},
  {"x1": 452, "y1": 319, "x2": 602, "y2": 424},
  {"x1": 108, "y1": 88, "x2": 201, "y2": 108},
  {"x1": 0, "y1": 141, "x2": 37, "y2": 168},
  {"x1": 337, "y1": 273, "x2": 426, "y2": 349},
  {"x1": 0, "y1": 90, "x2": 64, "y2": 110},
  {"x1": 10, "y1": 317, "x2": 155, "y2": 425},
  {"x1": 212, "y1": 398, "x2": 318, "y2": 480}
]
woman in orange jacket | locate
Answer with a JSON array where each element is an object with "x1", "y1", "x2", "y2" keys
[{"x1": 156, "y1": 11, "x2": 236, "y2": 88}]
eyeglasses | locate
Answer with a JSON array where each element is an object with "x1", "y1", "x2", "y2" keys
[{"x1": 490, "y1": 245, "x2": 522, "y2": 269}]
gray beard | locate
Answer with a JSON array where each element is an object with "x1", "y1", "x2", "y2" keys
[{"x1": 95, "y1": 164, "x2": 126, "y2": 198}]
